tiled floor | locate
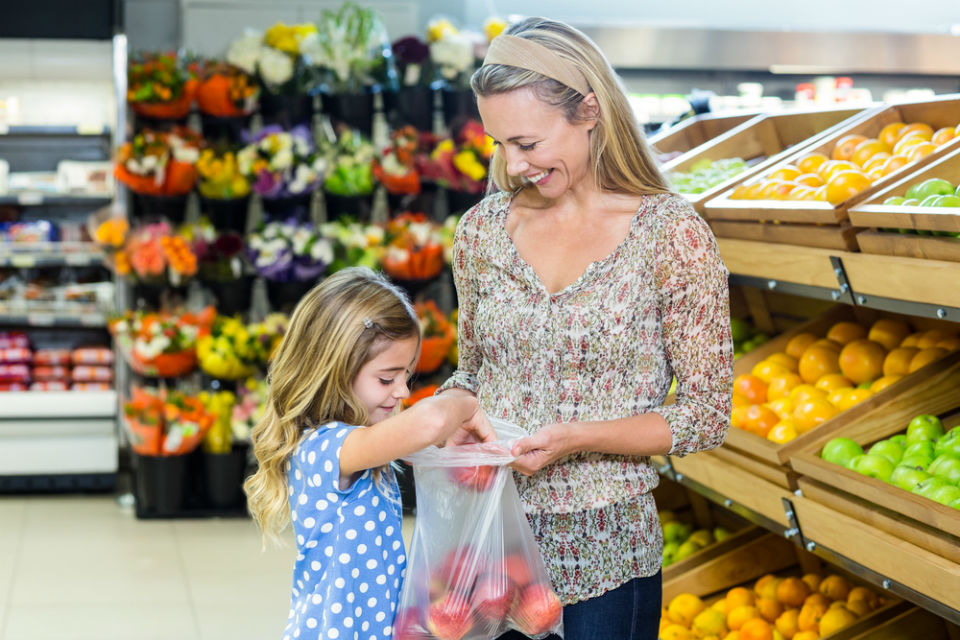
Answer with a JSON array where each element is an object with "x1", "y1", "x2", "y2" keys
[{"x1": 0, "y1": 494, "x2": 414, "y2": 640}]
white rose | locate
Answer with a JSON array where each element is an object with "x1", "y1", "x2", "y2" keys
[
  {"x1": 430, "y1": 35, "x2": 474, "y2": 77},
  {"x1": 236, "y1": 146, "x2": 256, "y2": 175},
  {"x1": 226, "y1": 30, "x2": 264, "y2": 75},
  {"x1": 258, "y1": 46, "x2": 294, "y2": 87},
  {"x1": 272, "y1": 148, "x2": 294, "y2": 171}
]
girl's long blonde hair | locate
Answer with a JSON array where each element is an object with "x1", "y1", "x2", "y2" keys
[
  {"x1": 244, "y1": 267, "x2": 419, "y2": 546},
  {"x1": 471, "y1": 17, "x2": 671, "y2": 197}
]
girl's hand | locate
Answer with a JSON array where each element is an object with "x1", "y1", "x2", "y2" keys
[{"x1": 509, "y1": 422, "x2": 578, "y2": 476}]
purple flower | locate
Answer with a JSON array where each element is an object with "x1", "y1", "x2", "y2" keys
[
  {"x1": 392, "y1": 36, "x2": 429, "y2": 65},
  {"x1": 254, "y1": 170, "x2": 284, "y2": 197},
  {"x1": 293, "y1": 258, "x2": 327, "y2": 281}
]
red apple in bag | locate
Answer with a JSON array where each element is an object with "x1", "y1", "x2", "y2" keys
[
  {"x1": 510, "y1": 583, "x2": 563, "y2": 636},
  {"x1": 448, "y1": 464, "x2": 498, "y2": 491},
  {"x1": 502, "y1": 553, "x2": 534, "y2": 588},
  {"x1": 471, "y1": 572, "x2": 518, "y2": 623},
  {"x1": 426, "y1": 591, "x2": 474, "y2": 640},
  {"x1": 430, "y1": 545, "x2": 486, "y2": 600}
]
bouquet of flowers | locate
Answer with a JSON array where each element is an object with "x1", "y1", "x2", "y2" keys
[
  {"x1": 320, "y1": 217, "x2": 383, "y2": 272},
  {"x1": 182, "y1": 219, "x2": 246, "y2": 282},
  {"x1": 196, "y1": 149, "x2": 251, "y2": 200},
  {"x1": 372, "y1": 126, "x2": 420, "y2": 195},
  {"x1": 323, "y1": 129, "x2": 375, "y2": 197},
  {"x1": 124, "y1": 386, "x2": 216, "y2": 456},
  {"x1": 247, "y1": 220, "x2": 333, "y2": 282},
  {"x1": 195, "y1": 60, "x2": 259, "y2": 117},
  {"x1": 231, "y1": 377, "x2": 268, "y2": 442},
  {"x1": 380, "y1": 212, "x2": 444, "y2": 281},
  {"x1": 110, "y1": 221, "x2": 197, "y2": 286},
  {"x1": 237, "y1": 125, "x2": 326, "y2": 198},
  {"x1": 126, "y1": 51, "x2": 199, "y2": 119},
  {"x1": 310, "y1": 2, "x2": 389, "y2": 93},
  {"x1": 426, "y1": 17, "x2": 482, "y2": 90},
  {"x1": 439, "y1": 214, "x2": 460, "y2": 264},
  {"x1": 414, "y1": 299, "x2": 455, "y2": 373},
  {"x1": 390, "y1": 35, "x2": 433, "y2": 88},
  {"x1": 114, "y1": 127, "x2": 202, "y2": 196},
  {"x1": 249, "y1": 313, "x2": 289, "y2": 364},
  {"x1": 418, "y1": 120, "x2": 492, "y2": 193},
  {"x1": 109, "y1": 307, "x2": 215, "y2": 377},
  {"x1": 198, "y1": 390, "x2": 237, "y2": 454},
  {"x1": 196, "y1": 315, "x2": 264, "y2": 380},
  {"x1": 226, "y1": 22, "x2": 320, "y2": 95}
]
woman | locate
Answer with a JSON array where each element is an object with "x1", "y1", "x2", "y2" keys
[{"x1": 436, "y1": 16, "x2": 733, "y2": 640}]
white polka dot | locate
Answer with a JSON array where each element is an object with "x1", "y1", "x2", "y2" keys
[
  {"x1": 339, "y1": 553, "x2": 351, "y2": 564},
  {"x1": 324, "y1": 460, "x2": 333, "y2": 473},
  {"x1": 355, "y1": 607, "x2": 362, "y2": 617},
  {"x1": 331, "y1": 602, "x2": 343, "y2": 614},
  {"x1": 328, "y1": 630, "x2": 339, "y2": 639},
  {"x1": 321, "y1": 440, "x2": 329, "y2": 451},
  {"x1": 320, "y1": 523, "x2": 333, "y2": 534},
  {"x1": 306, "y1": 618, "x2": 317, "y2": 629},
  {"x1": 346, "y1": 529, "x2": 357, "y2": 540},
  {"x1": 357, "y1": 544, "x2": 367, "y2": 554},
  {"x1": 316, "y1": 500, "x2": 328, "y2": 510},
  {"x1": 324, "y1": 546, "x2": 333, "y2": 557},
  {"x1": 303, "y1": 517, "x2": 315, "y2": 528},
  {"x1": 354, "y1": 505, "x2": 366, "y2": 516},
  {"x1": 388, "y1": 565, "x2": 395, "y2": 575},
  {"x1": 376, "y1": 575, "x2": 386, "y2": 585},
  {"x1": 344, "y1": 618, "x2": 354, "y2": 628},
  {"x1": 293, "y1": 629, "x2": 300, "y2": 638},
  {"x1": 397, "y1": 554, "x2": 405, "y2": 563},
  {"x1": 312, "y1": 594, "x2": 323, "y2": 605},
  {"x1": 296, "y1": 553, "x2": 304, "y2": 562},
  {"x1": 352, "y1": 568, "x2": 360, "y2": 578},
  {"x1": 327, "y1": 493, "x2": 339, "y2": 503},
  {"x1": 375, "y1": 535, "x2": 382, "y2": 545},
  {"x1": 311, "y1": 561, "x2": 321, "y2": 571},
  {"x1": 347, "y1": 592, "x2": 355, "y2": 603},
  {"x1": 371, "y1": 496, "x2": 379, "y2": 507},
  {"x1": 291, "y1": 510, "x2": 298, "y2": 521},
  {"x1": 302, "y1": 571, "x2": 310, "y2": 581},
  {"x1": 305, "y1": 540, "x2": 318, "y2": 549},
  {"x1": 294, "y1": 469, "x2": 302, "y2": 480},
  {"x1": 288, "y1": 485, "x2": 294, "y2": 496},
  {"x1": 360, "y1": 583, "x2": 369, "y2": 593},
  {"x1": 307, "y1": 451, "x2": 316, "y2": 465},
  {"x1": 297, "y1": 535, "x2": 304, "y2": 545},
  {"x1": 337, "y1": 428, "x2": 348, "y2": 438},
  {"x1": 394, "y1": 578, "x2": 401, "y2": 588},
  {"x1": 366, "y1": 559, "x2": 377, "y2": 570},
  {"x1": 376, "y1": 612, "x2": 386, "y2": 622},
  {"x1": 384, "y1": 526, "x2": 394, "y2": 536},
  {"x1": 367, "y1": 597, "x2": 377, "y2": 607},
  {"x1": 383, "y1": 628, "x2": 392, "y2": 637},
  {"x1": 313, "y1": 474, "x2": 322, "y2": 486},
  {"x1": 298, "y1": 494, "x2": 308, "y2": 505},
  {"x1": 334, "y1": 578, "x2": 345, "y2": 589},
  {"x1": 378, "y1": 511, "x2": 386, "y2": 522},
  {"x1": 361, "y1": 622, "x2": 369, "y2": 632},
  {"x1": 365, "y1": 521, "x2": 376, "y2": 531}
]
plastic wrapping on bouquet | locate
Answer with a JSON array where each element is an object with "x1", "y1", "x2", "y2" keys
[
  {"x1": 199, "y1": 195, "x2": 251, "y2": 233},
  {"x1": 322, "y1": 91, "x2": 375, "y2": 138},
  {"x1": 259, "y1": 91, "x2": 314, "y2": 129},
  {"x1": 324, "y1": 192, "x2": 374, "y2": 222},
  {"x1": 382, "y1": 86, "x2": 435, "y2": 132}
]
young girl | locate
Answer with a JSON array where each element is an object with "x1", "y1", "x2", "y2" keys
[{"x1": 244, "y1": 267, "x2": 490, "y2": 640}]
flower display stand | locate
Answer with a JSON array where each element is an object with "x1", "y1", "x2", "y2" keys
[{"x1": 382, "y1": 86, "x2": 434, "y2": 131}]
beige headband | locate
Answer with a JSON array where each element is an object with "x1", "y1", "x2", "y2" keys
[{"x1": 482, "y1": 34, "x2": 591, "y2": 96}]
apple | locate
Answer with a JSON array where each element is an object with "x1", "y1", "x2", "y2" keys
[
  {"x1": 431, "y1": 546, "x2": 486, "y2": 600},
  {"x1": 471, "y1": 573, "x2": 518, "y2": 623},
  {"x1": 890, "y1": 465, "x2": 931, "y2": 492},
  {"x1": 868, "y1": 439, "x2": 903, "y2": 465},
  {"x1": 662, "y1": 521, "x2": 692, "y2": 544},
  {"x1": 714, "y1": 526, "x2": 732, "y2": 542},
  {"x1": 936, "y1": 194, "x2": 960, "y2": 207},
  {"x1": 427, "y1": 592, "x2": 474, "y2": 640},
  {"x1": 956, "y1": 184, "x2": 960, "y2": 197},
  {"x1": 502, "y1": 553, "x2": 535, "y2": 589},
  {"x1": 846, "y1": 454, "x2": 866, "y2": 471},
  {"x1": 448, "y1": 465, "x2": 498, "y2": 491},
  {"x1": 912, "y1": 476, "x2": 947, "y2": 499},
  {"x1": 928, "y1": 454, "x2": 960, "y2": 484},
  {"x1": 509, "y1": 583, "x2": 563, "y2": 636},
  {"x1": 889, "y1": 434, "x2": 907, "y2": 449},
  {"x1": 853, "y1": 454, "x2": 895, "y2": 482},
  {"x1": 903, "y1": 440, "x2": 936, "y2": 460},
  {"x1": 663, "y1": 541, "x2": 679, "y2": 565},
  {"x1": 900, "y1": 455, "x2": 932, "y2": 470},
  {"x1": 902, "y1": 198, "x2": 920, "y2": 206},
  {"x1": 913, "y1": 178, "x2": 956, "y2": 201},
  {"x1": 674, "y1": 539, "x2": 704, "y2": 562},
  {"x1": 929, "y1": 484, "x2": 960, "y2": 506},
  {"x1": 906, "y1": 415, "x2": 944, "y2": 444},
  {"x1": 934, "y1": 428, "x2": 960, "y2": 458},
  {"x1": 883, "y1": 196, "x2": 907, "y2": 205},
  {"x1": 919, "y1": 195, "x2": 941, "y2": 207},
  {"x1": 821, "y1": 437, "x2": 864, "y2": 467},
  {"x1": 950, "y1": 497, "x2": 960, "y2": 510}
]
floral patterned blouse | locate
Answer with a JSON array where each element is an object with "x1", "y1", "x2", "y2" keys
[{"x1": 438, "y1": 190, "x2": 733, "y2": 605}]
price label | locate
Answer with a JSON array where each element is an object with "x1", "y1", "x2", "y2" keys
[
  {"x1": 65, "y1": 254, "x2": 94, "y2": 266},
  {"x1": 80, "y1": 314, "x2": 106, "y2": 327},
  {"x1": 27, "y1": 313, "x2": 55, "y2": 326},
  {"x1": 17, "y1": 192, "x2": 43, "y2": 206},
  {"x1": 10, "y1": 255, "x2": 36, "y2": 268}
]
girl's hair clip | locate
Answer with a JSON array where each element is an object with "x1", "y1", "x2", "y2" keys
[{"x1": 362, "y1": 317, "x2": 373, "y2": 329}]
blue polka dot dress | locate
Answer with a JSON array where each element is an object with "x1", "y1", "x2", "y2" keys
[{"x1": 283, "y1": 422, "x2": 406, "y2": 640}]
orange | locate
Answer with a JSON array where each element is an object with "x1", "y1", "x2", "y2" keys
[
  {"x1": 818, "y1": 606, "x2": 858, "y2": 636},
  {"x1": 900, "y1": 332, "x2": 925, "y2": 347},
  {"x1": 845, "y1": 599, "x2": 871, "y2": 617},
  {"x1": 846, "y1": 587, "x2": 880, "y2": 611},
  {"x1": 937, "y1": 337, "x2": 960, "y2": 351},
  {"x1": 661, "y1": 624, "x2": 694, "y2": 640},
  {"x1": 728, "y1": 605, "x2": 761, "y2": 631},
  {"x1": 743, "y1": 404, "x2": 781, "y2": 438},
  {"x1": 907, "y1": 141, "x2": 938, "y2": 162},
  {"x1": 752, "y1": 360, "x2": 792, "y2": 384},
  {"x1": 727, "y1": 587, "x2": 757, "y2": 611},
  {"x1": 838, "y1": 339, "x2": 887, "y2": 384},
  {"x1": 756, "y1": 598, "x2": 784, "y2": 624},
  {"x1": 668, "y1": 593, "x2": 707, "y2": 626},
  {"x1": 776, "y1": 577, "x2": 811, "y2": 608},
  {"x1": 812, "y1": 186, "x2": 829, "y2": 201},
  {"x1": 793, "y1": 173, "x2": 824, "y2": 187},
  {"x1": 879, "y1": 154, "x2": 910, "y2": 176},
  {"x1": 831, "y1": 134, "x2": 868, "y2": 161},
  {"x1": 916, "y1": 329, "x2": 958, "y2": 349},
  {"x1": 892, "y1": 133, "x2": 928, "y2": 156},
  {"x1": 797, "y1": 152, "x2": 829, "y2": 174},
  {"x1": 867, "y1": 318, "x2": 911, "y2": 351},
  {"x1": 759, "y1": 180, "x2": 789, "y2": 200},
  {"x1": 767, "y1": 421, "x2": 798, "y2": 444},
  {"x1": 766, "y1": 353, "x2": 799, "y2": 373},
  {"x1": 814, "y1": 373, "x2": 853, "y2": 393},
  {"x1": 733, "y1": 393, "x2": 751, "y2": 408},
  {"x1": 827, "y1": 388, "x2": 853, "y2": 407},
  {"x1": 810, "y1": 338, "x2": 842, "y2": 352},
  {"x1": 693, "y1": 607, "x2": 730, "y2": 638},
  {"x1": 734, "y1": 374, "x2": 769, "y2": 404},
  {"x1": 767, "y1": 373, "x2": 803, "y2": 401},
  {"x1": 770, "y1": 181, "x2": 801, "y2": 200},
  {"x1": 785, "y1": 333, "x2": 818, "y2": 360},
  {"x1": 825, "y1": 171, "x2": 872, "y2": 205},
  {"x1": 877, "y1": 122, "x2": 907, "y2": 150},
  {"x1": 793, "y1": 398, "x2": 840, "y2": 433},
  {"x1": 898, "y1": 122, "x2": 934, "y2": 142},
  {"x1": 834, "y1": 388, "x2": 873, "y2": 410},
  {"x1": 797, "y1": 601, "x2": 828, "y2": 632},
  {"x1": 800, "y1": 574, "x2": 822, "y2": 593},
  {"x1": 731, "y1": 405, "x2": 752, "y2": 429},
  {"x1": 774, "y1": 609, "x2": 799, "y2": 639},
  {"x1": 869, "y1": 375, "x2": 902, "y2": 393},
  {"x1": 817, "y1": 160, "x2": 857, "y2": 181},
  {"x1": 861, "y1": 152, "x2": 891, "y2": 172},
  {"x1": 789, "y1": 384, "x2": 827, "y2": 405},
  {"x1": 883, "y1": 346, "x2": 920, "y2": 375},
  {"x1": 755, "y1": 575, "x2": 783, "y2": 600},
  {"x1": 803, "y1": 593, "x2": 831, "y2": 610},
  {"x1": 932, "y1": 126, "x2": 957, "y2": 146},
  {"x1": 826, "y1": 321, "x2": 868, "y2": 345},
  {"x1": 850, "y1": 139, "x2": 886, "y2": 168},
  {"x1": 731, "y1": 184, "x2": 751, "y2": 199},
  {"x1": 818, "y1": 575, "x2": 851, "y2": 602},
  {"x1": 740, "y1": 618, "x2": 774, "y2": 640},
  {"x1": 798, "y1": 345, "x2": 841, "y2": 384},
  {"x1": 769, "y1": 165, "x2": 802, "y2": 182},
  {"x1": 787, "y1": 185, "x2": 817, "y2": 201},
  {"x1": 724, "y1": 632, "x2": 742, "y2": 640},
  {"x1": 767, "y1": 397, "x2": 795, "y2": 420},
  {"x1": 909, "y1": 347, "x2": 949, "y2": 373},
  {"x1": 792, "y1": 632, "x2": 819, "y2": 640}
]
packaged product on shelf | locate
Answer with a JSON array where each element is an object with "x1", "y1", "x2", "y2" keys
[
  {"x1": 32, "y1": 365, "x2": 71, "y2": 381},
  {"x1": 33, "y1": 349, "x2": 72, "y2": 366},
  {"x1": 0, "y1": 347, "x2": 32, "y2": 364},
  {"x1": 71, "y1": 382, "x2": 112, "y2": 392},
  {"x1": 71, "y1": 365, "x2": 113, "y2": 382},
  {"x1": 0, "y1": 382, "x2": 28, "y2": 391},
  {"x1": 0, "y1": 363, "x2": 30, "y2": 382},
  {"x1": 29, "y1": 380, "x2": 68, "y2": 391},
  {"x1": 72, "y1": 346, "x2": 114, "y2": 365},
  {"x1": 0, "y1": 331, "x2": 29, "y2": 349},
  {"x1": 0, "y1": 220, "x2": 59, "y2": 243}
]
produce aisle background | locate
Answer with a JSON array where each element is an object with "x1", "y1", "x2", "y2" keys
[{"x1": 0, "y1": 494, "x2": 415, "y2": 640}]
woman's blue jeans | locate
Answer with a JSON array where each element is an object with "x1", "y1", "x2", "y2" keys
[{"x1": 496, "y1": 571, "x2": 662, "y2": 640}]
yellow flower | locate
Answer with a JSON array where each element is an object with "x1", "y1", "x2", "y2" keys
[
  {"x1": 427, "y1": 18, "x2": 457, "y2": 43},
  {"x1": 431, "y1": 139, "x2": 455, "y2": 159},
  {"x1": 453, "y1": 150, "x2": 486, "y2": 181},
  {"x1": 265, "y1": 23, "x2": 299, "y2": 55},
  {"x1": 483, "y1": 17, "x2": 507, "y2": 42}
]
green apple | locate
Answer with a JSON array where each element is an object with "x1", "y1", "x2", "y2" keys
[
  {"x1": 713, "y1": 526, "x2": 732, "y2": 542},
  {"x1": 912, "y1": 476, "x2": 947, "y2": 499},
  {"x1": 902, "y1": 198, "x2": 920, "y2": 206},
  {"x1": 913, "y1": 178, "x2": 956, "y2": 201},
  {"x1": 853, "y1": 454, "x2": 896, "y2": 482},
  {"x1": 900, "y1": 455, "x2": 932, "y2": 470},
  {"x1": 869, "y1": 439, "x2": 904, "y2": 465},
  {"x1": 674, "y1": 539, "x2": 703, "y2": 561},
  {"x1": 689, "y1": 529, "x2": 714, "y2": 547},
  {"x1": 662, "y1": 541, "x2": 680, "y2": 564},
  {"x1": 730, "y1": 318, "x2": 752, "y2": 343},
  {"x1": 662, "y1": 521, "x2": 691, "y2": 544},
  {"x1": 928, "y1": 454, "x2": 960, "y2": 484},
  {"x1": 889, "y1": 434, "x2": 907, "y2": 449},
  {"x1": 919, "y1": 195, "x2": 942, "y2": 207},
  {"x1": 950, "y1": 497, "x2": 960, "y2": 510},
  {"x1": 822, "y1": 437, "x2": 864, "y2": 467},
  {"x1": 883, "y1": 196, "x2": 907, "y2": 205},
  {"x1": 934, "y1": 428, "x2": 960, "y2": 458},
  {"x1": 904, "y1": 440, "x2": 936, "y2": 460},
  {"x1": 929, "y1": 484, "x2": 960, "y2": 506},
  {"x1": 956, "y1": 184, "x2": 960, "y2": 198},
  {"x1": 905, "y1": 182, "x2": 922, "y2": 200},
  {"x1": 907, "y1": 414, "x2": 945, "y2": 443},
  {"x1": 935, "y1": 194, "x2": 960, "y2": 207},
  {"x1": 846, "y1": 454, "x2": 866, "y2": 471},
  {"x1": 890, "y1": 464, "x2": 931, "y2": 491},
  {"x1": 659, "y1": 509, "x2": 677, "y2": 523}
]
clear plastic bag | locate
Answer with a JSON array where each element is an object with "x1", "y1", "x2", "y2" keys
[{"x1": 396, "y1": 418, "x2": 564, "y2": 640}]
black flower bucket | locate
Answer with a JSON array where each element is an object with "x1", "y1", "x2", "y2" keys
[
  {"x1": 259, "y1": 92, "x2": 314, "y2": 129},
  {"x1": 441, "y1": 88, "x2": 480, "y2": 130},
  {"x1": 134, "y1": 454, "x2": 187, "y2": 516},
  {"x1": 382, "y1": 86, "x2": 434, "y2": 131},
  {"x1": 446, "y1": 188, "x2": 485, "y2": 215},
  {"x1": 261, "y1": 192, "x2": 314, "y2": 223},
  {"x1": 322, "y1": 91, "x2": 375, "y2": 137},
  {"x1": 199, "y1": 195, "x2": 251, "y2": 233},
  {"x1": 199, "y1": 113, "x2": 253, "y2": 146},
  {"x1": 265, "y1": 278, "x2": 317, "y2": 312},
  {"x1": 134, "y1": 193, "x2": 189, "y2": 224},
  {"x1": 324, "y1": 192, "x2": 374, "y2": 223},
  {"x1": 202, "y1": 275, "x2": 254, "y2": 316},
  {"x1": 203, "y1": 446, "x2": 249, "y2": 510}
]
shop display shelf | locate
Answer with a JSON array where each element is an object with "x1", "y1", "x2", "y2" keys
[
  {"x1": 0, "y1": 389, "x2": 117, "y2": 418},
  {"x1": 665, "y1": 105, "x2": 866, "y2": 214},
  {"x1": 0, "y1": 242, "x2": 105, "y2": 267},
  {"x1": 848, "y1": 606, "x2": 959, "y2": 639},
  {"x1": 648, "y1": 111, "x2": 759, "y2": 158},
  {"x1": 849, "y1": 146, "x2": 960, "y2": 263},
  {"x1": 0, "y1": 192, "x2": 113, "y2": 207},
  {"x1": 0, "y1": 310, "x2": 107, "y2": 327},
  {"x1": 703, "y1": 94, "x2": 960, "y2": 247},
  {"x1": 717, "y1": 238, "x2": 853, "y2": 298}
]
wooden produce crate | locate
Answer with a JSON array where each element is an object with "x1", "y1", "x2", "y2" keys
[
  {"x1": 789, "y1": 357, "x2": 960, "y2": 558},
  {"x1": 848, "y1": 606, "x2": 960, "y2": 640},
  {"x1": 709, "y1": 219, "x2": 861, "y2": 251},
  {"x1": 703, "y1": 94, "x2": 960, "y2": 247},
  {"x1": 849, "y1": 145, "x2": 960, "y2": 262},
  {"x1": 648, "y1": 111, "x2": 758, "y2": 158},
  {"x1": 664, "y1": 106, "x2": 866, "y2": 214}
]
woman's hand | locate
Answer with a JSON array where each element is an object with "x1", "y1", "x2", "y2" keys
[
  {"x1": 445, "y1": 404, "x2": 496, "y2": 446},
  {"x1": 509, "y1": 422, "x2": 578, "y2": 476}
]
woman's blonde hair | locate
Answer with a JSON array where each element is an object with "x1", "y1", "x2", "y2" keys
[
  {"x1": 244, "y1": 267, "x2": 419, "y2": 546},
  {"x1": 471, "y1": 17, "x2": 671, "y2": 196}
]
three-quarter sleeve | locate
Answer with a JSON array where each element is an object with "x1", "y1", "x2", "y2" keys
[
  {"x1": 437, "y1": 209, "x2": 481, "y2": 395},
  {"x1": 648, "y1": 209, "x2": 733, "y2": 457}
]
